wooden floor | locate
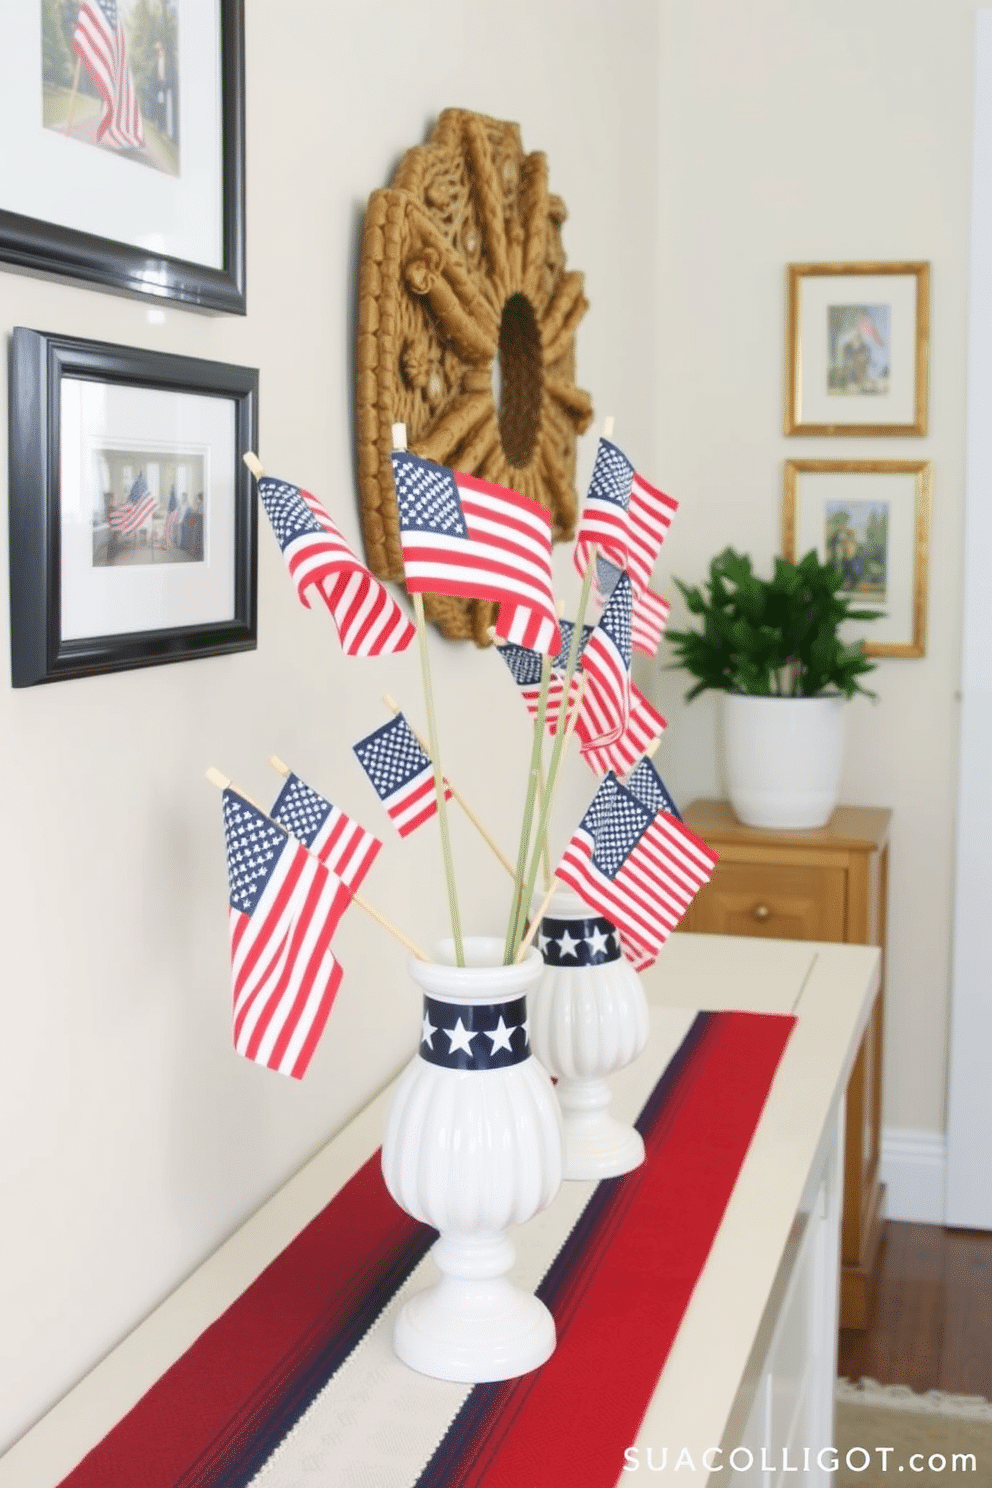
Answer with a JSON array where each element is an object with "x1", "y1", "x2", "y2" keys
[{"x1": 838, "y1": 1221, "x2": 992, "y2": 1398}]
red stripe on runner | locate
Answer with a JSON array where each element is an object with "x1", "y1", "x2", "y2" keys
[{"x1": 430, "y1": 1010, "x2": 795, "y2": 1488}]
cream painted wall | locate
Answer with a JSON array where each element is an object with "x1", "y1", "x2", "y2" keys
[
  {"x1": 650, "y1": 0, "x2": 977, "y2": 1142},
  {"x1": 0, "y1": 0, "x2": 662, "y2": 1450}
]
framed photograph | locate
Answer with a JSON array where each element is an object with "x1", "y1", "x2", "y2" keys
[
  {"x1": 9, "y1": 327, "x2": 258, "y2": 686},
  {"x1": 786, "y1": 262, "x2": 930, "y2": 435},
  {"x1": 783, "y1": 459, "x2": 931, "y2": 657},
  {"x1": 0, "y1": 2, "x2": 245, "y2": 313}
]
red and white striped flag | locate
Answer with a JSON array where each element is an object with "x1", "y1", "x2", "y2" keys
[
  {"x1": 108, "y1": 473, "x2": 156, "y2": 536},
  {"x1": 222, "y1": 791, "x2": 351, "y2": 1081},
  {"x1": 270, "y1": 772, "x2": 382, "y2": 892},
  {"x1": 556, "y1": 773, "x2": 718, "y2": 964},
  {"x1": 632, "y1": 587, "x2": 671, "y2": 656},
  {"x1": 353, "y1": 713, "x2": 453, "y2": 838},
  {"x1": 258, "y1": 477, "x2": 415, "y2": 656},
  {"x1": 626, "y1": 471, "x2": 679, "y2": 597},
  {"x1": 576, "y1": 571, "x2": 633, "y2": 748},
  {"x1": 73, "y1": 0, "x2": 145, "y2": 151},
  {"x1": 580, "y1": 684, "x2": 667, "y2": 778},
  {"x1": 573, "y1": 438, "x2": 633, "y2": 580},
  {"x1": 495, "y1": 642, "x2": 570, "y2": 735},
  {"x1": 391, "y1": 451, "x2": 561, "y2": 655}
]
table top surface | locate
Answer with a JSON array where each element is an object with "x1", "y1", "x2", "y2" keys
[
  {"x1": 0, "y1": 933, "x2": 880, "y2": 1488},
  {"x1": 684, "y1": 799, "x2": 892, "y2": 852}
]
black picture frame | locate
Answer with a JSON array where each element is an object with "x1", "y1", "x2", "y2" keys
[
  {"x1": 9, "y1": 327, "x2": 258, "y2": 686},
  {"x1": 0, "y1": 1, "x2": 245, "y2": 314}
]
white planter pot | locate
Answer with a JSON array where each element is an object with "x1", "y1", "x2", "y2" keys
[
  {"x1": 381, "y1": 937, "x2": 563, "y2": 1383},
  {"x1": 530, "y1": 888, "x2": 648, "y2": 1180},
  {"x1": 722, "y1": 693, "x2": 846, "y2": 830}
]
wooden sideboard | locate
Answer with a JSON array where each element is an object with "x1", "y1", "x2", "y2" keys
[{"x1": 679, "y1": 800, "x2": 890, "y2": 1330}]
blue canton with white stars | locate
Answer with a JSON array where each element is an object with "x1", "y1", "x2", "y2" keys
[
  {"x1": 553, "y1": 620, "x2": 593, "y2": 671},
  {"x1": 271, "y1": 774, "x2": 331, "y2": 848},
  {"x1": 418, "y1": 995, "x2": 530, "y2": 1070},
  {"x1": 595, "y1": 571, "x2": 633, "y2": 668},
  {"x1": 538, "y1": 914, "x2": 621, "y2": 967},
  {"x1": 596, "y1": 556, "x2": 623, "y2": 599},
  {"x1": 626, "y1": 759, "x2": 683, "y2": 821},
  {"x1": 497, "y1": 642, "x2": 543, "y2": 689},
  {"x1": 95, "y1": 0, "x2": 119, "y2": 26},
  {"x1": 590, "y1": 780, "x2": 653, "y2": 878},
  {"x1": 222, "y1": 791, "x2": 286, "y2": 915},
  {"x1": 588, "y1": 439, "x2": 634, "y2": 511},
  {"x1": 353, "y1": 714, "x2": 431, "y2": 799},
  {"x1": 390, "y1": 452, "x2": 469, "y2": 539},
  {"x1": 258, "y1": 479, "x2": 326, "y2": 552}
]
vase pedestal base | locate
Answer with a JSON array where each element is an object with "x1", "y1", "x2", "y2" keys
[
  {"x1": 394, "y1": 1234, "x2": 554, "y2": 1383},
  {"x1": 558, "y1": 1077, "x2": 645, "y2": 1180}
]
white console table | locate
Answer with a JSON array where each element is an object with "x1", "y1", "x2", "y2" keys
[{"x1": 0, "y1": 933, "x2": 879, "y2": 1488}]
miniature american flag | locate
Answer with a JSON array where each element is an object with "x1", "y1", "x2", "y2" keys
[
  {"x1": 576, "y1": 571, "x2": 633, "y2": 747},
  {"x1": 73, "y1": 0, "x2": 144, "y2": 151},
  {"x1": 390, "y1": 451, "x2": 561, "y2": 655},
  {"x1": 495, "y1": 642, "x2": 569, "y2": 735},
  {"x1": 573, "y1": 438, "x2": 634, "y2": 580},
  {"x1": 580, "y1": 684, "x2": 667, "y2": 777},
  {"x1": 258, "y1": 477, "x2": 415, "y2": 656},
  {"x1": 556, "y1": 773, "x2": 718, "y2": 963},
  {"x1": 222, "y1": 791, "x2": 351, "y2": 1081},
  {"x1": 353, "y1": 713, "x2": 452, "y2": 838},
  {"x1": 108, "y1": 473, "x2": 156, "y2": 536},
  {"x1": 626, "y1": 472, "x2": 679, "y2": 597},
  {"x1": 271, "y1": 772, "x2": 382, "y2": 892},
  {"x1": 632, "y1": 587, "x2": 671, "y2": 656}
]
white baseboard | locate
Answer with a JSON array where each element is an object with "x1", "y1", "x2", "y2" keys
[{"x1": 880, "y1": 1129, "x2": 947, "y2": 1224}]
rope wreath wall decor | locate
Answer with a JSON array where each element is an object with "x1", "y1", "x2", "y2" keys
[{"x1": 357, "y1": 108, "x2": 594, "y2": 644}]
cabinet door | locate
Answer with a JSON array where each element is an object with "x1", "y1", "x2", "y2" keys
[{"x1": 682, "y1": 862, "x2": 847, "y2": 942}]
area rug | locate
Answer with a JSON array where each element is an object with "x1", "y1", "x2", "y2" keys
[{"x1": 836, "y1": 1378, "x2": 992, "y2": 1488}]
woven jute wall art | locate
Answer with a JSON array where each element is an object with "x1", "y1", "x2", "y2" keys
[{"x1": 356, "y1": 108, "x2": 594, "y2": 643}]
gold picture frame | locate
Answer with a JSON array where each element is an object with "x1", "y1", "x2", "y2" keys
[
  {"x1": 783, "y1": 459, "x2": 931, "y2": 658},
  {"x1": 786, "y1": 262, "x2": 930, "y2": 435}
]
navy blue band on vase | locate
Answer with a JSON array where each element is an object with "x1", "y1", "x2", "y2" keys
[
  {"x1": 538, "y1": 915, "x2": 621, "y2": 966},
  {"x1": 418, "y1": 994, "x2": 531, "y2": 1070}
]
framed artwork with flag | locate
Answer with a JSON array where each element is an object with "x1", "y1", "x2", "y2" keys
[
  {"x1": 8, "y1": 327, "x2": 258, "y2": 685},
  {"x1": 0, "y1": 1, "x2": 245, "y2": 313},
  {"x1": 786, "y1": 262, "x2": 930, "y2": 436}
]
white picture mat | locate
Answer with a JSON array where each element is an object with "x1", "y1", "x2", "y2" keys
[
  {"x1": 791, "y1": 469, "x2": 919, "y2": 647},
  {"x1": 798, "y1": 273, "x2": 918, "y2": 425},
  {"x1": 2, "y1": 1, "x2": 223, "y2": 271},
  {"x1": 60, "y1": 379, "x2": 236, "y2": 642}
]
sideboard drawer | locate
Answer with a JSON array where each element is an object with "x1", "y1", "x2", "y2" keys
[{"x1": 683, "y1": 862, "x2": 847, "y2": 942}]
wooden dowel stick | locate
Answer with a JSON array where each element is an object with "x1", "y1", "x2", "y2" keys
[
  {"x1": 603, "y1": 416, "x2": 615, "y2": 439},
  {"x1": 514, "y1": 877, "x2": 560, "y2": 963},
  {"x1": 382, "y1": 695, "x2": 515, "y2": 879},
  {"x1": 205, "y1": 767, "x2": 430, "y2": 961},
  {"x1": 412, "y1": 593, "x2": 464, "y2": 964},
  {"x1": 503, "y1": 651, "x2": 553, "y2": 962},
  {"x1": 508, "y1": 547, "x2": 598, "y2": 958},
  {"x1": 243, "y1": 451, "x2": 264, "y2": 479}
]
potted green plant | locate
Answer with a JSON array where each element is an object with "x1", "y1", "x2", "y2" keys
[{"x1": 665, "y1": 547, "x2": 882, "y2": 829}]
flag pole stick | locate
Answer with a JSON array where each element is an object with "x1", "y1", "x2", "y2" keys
[
  {"x1": 392, "y1": 424, "x2": 465, "y2": 966},
  {"x1": 502, "y1": 650, "x2": 554, "y2": 963},
  {"x1": 205, "y1": 768, "x2": 430, "y2": 962},
  {"x1": 381, "y1": 695, "x2": 515, "y2": 879},
  {"x1": 514, "y1": 877, "x2": 560, "y2": 963},
  {"x1": 507, "y1": 547, "x2": 598, "y2": 958}
]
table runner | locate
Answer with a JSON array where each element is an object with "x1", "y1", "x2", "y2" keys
[{"x1": 57, "y1": 1010, "x2": 794, "y2": 1488}]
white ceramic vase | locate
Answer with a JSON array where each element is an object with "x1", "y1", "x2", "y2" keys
[
  {"x1": 530, "y1": 888, "x2": 649, "y2": 1180},
  {"x1": 723, "y1": 693, "x2": 846, "y2": 830},
  {"x1": 381, "y1": 937, "x2": 563, "y2": 1383}
]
